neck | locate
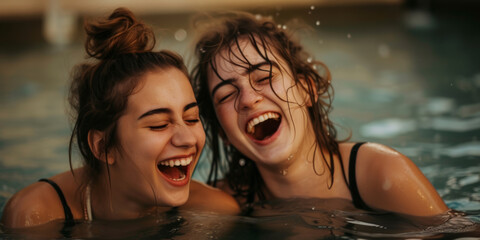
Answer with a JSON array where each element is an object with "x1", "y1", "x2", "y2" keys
[
  {"x1": 255, "y1": 126, "x2": 344, "y2": 200},
  {"x1": 90, "y1": 174, "x2": 169, "y2": 220},
  {"x1": 257, "y1": 148, "x2": 332, "y2": 199}
]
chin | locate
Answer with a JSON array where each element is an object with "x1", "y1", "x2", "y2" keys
[{"x1": 162, "y1": 191, "x2": 189, "y2": 207}]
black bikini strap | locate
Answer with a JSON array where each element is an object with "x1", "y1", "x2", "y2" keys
[
  {"x1": 38, "y1": 178, "x2": 74, "y2": 221},
  {"x1": 348, "y1": 142, "x2": 371, "y2": 210}
]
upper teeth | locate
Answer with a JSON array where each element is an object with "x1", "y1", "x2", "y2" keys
[
  {"x1": 158, "y1": 156, "x2": 193, "y2": 167},
  {"x1": 247, "y1": 112, "x2": 280, "y2": 134}
]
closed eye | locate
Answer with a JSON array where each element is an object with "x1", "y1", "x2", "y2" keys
[
  {"x1": 218, "y1": 92, "x2": 236, "y2": 103},
  {"x1": 149, "y1": 124, "x2": 168, "y2": 130},
  {"x1": 186, "y1": 119, "x2": 200, "y2": 124},
  {"x1": 256, "y1": 76, "x2": 271, "y2": 83}
]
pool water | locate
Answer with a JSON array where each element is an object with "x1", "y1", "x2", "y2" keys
[
  {"x1": 2, "y1": 199, "x2": 479, "y2": 239},
  {"x1": 1, "y1": 3, "x2": 480, "y2": 239}
]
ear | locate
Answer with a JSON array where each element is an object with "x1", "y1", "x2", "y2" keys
[
  {"x1": 298, "y1": 75, "x2": 318, "y2": 107},
  {"x1": 88, "y1": 130, "x2": 115, "y2": 165}
]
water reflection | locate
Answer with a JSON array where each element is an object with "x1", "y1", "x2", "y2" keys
[{"x1": 3, "y1": 199, "x2": 478, "y2": 239}]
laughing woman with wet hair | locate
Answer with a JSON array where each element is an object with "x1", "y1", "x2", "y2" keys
[
  {"x1": 1, "y1": 8, "x2": 238, "y2": 229},
  {"x1": 191, "y1": 12, "x2": 448, "y2": 216}
]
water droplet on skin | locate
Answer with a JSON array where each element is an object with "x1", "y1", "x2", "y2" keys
[
  {"x1": 307, "y1": 57, "x2": 312, "y2": 63},
  {"x1": 282, "y1": 25, "x2": 287, "y2": 30},
  {"x1": 316, "y1": 20, "x2": 321, "y2": 26},
  {"x1": 382, "y1": 180, "x2": 392, "y2": 190},
  {"x1": 280, "y1": 169, "x2": 287, "y2": 175},
  {"x1": 312, "y1": 207, "x2": 316, "y2": 211},
  {"x1": 287, "y1": 154, "x2": 293, "y2": 161},
  {"x1": 310, "y1": 5, "x2": 315, "y2": 10}
]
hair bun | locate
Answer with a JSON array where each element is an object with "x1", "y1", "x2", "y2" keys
[{"x1": 84, "y1": 8, "x2": 155, "y2": 59}]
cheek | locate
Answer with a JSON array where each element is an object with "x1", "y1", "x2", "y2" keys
[
  {"x1": 121, "y1": 132, "x2": 169, "y2": 160},
  {"x1": 215, "y1": 105, "x2": 236, "y2": 131},
  {"x1": 270, "y1": 76, "x2": 299, "y2": 101}
]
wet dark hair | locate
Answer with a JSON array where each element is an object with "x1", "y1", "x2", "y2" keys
[
  {"x1": 68, "y1": 8, "x2": 188, "y2": 193},
  {"x1": 191, "y1": 12, "x2": 347, "y2": 204}
]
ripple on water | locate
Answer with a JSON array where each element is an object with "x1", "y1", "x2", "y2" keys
[
  {"x1": 360, "y1": 118, "x2": 416, "y2": 139},
  {"x1": 438, "y1": 141, "x2": 480, "y2": 157}
]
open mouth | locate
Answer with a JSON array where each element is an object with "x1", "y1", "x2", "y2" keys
[
  {"x1": 157, "y1": 156, "x2": 193, "y2": 182},
  {"x1": 246, "y1": 112, "x2": 281, "y2": 141}
]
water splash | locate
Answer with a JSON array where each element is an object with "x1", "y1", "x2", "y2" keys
[
  {"x1": 174, "y1": 29, "x2": 187, "y2": 42},
  {"x1": 239, "y1": 158, "x2": 246, "y2": 166}
]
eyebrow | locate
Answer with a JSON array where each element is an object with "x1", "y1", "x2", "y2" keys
[
  {"x1": 137, "y1": 102, "x2": 198, "y2": 120},
  {"x1": 211, "y1": 61, "x2": 278, "y2": 97}
]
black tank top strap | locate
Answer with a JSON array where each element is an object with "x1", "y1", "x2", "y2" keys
[
  {"x1": 348, "y1": 142, "x2": 372, "y2": 211},
  {"x1": 38, "y1": 178, "x2": 74, "y2": 222}
]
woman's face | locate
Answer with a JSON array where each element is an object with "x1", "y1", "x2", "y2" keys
[
  {"x1": 113, "y1": 67, "x2": 205, "y2": 207},
  {"x1": 207, "y1": 38, "x2": 314, "y2": 171}
]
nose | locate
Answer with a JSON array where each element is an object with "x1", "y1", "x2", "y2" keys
[
  {"x1": 171, "y1": 124, "x2": 196, "y2": 148},
  {"x1": 236, "y1": 86, "x2": 264, "y2": 110}
]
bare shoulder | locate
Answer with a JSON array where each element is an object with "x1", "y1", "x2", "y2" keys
[
  {"x1": 1, "y1": 181, "x2": 66, "y2": 228},
  {"x1": 339, "y1": 142, "x2": 419, "y2": 178},
  {"x1": 339, "y1": 142, "x2": 448, "y2": 216},
  {"x1": 182, "y1": 180, "x2": 240, "y2": 215},
  {"x1": 339, "y1": 142, "x2": 401, "y2": 164},
  {"x1": 348, "y1": 142, "x2": 422, "y2": 181}
]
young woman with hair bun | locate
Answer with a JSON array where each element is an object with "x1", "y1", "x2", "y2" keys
[{"x1": 1, "y1": 8, "x2": 239, "y2": 229}]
